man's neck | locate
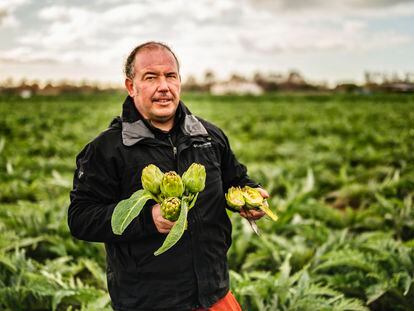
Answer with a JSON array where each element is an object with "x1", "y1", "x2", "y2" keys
[{"x1": 149, "y1": 118, "x2": 175, "y2": 132}]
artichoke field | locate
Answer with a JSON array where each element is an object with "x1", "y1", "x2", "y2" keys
[{"x1": 0, "y1": 92, "x2": 413, "y2": 310}]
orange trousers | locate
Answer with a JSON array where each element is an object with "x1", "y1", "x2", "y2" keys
[{"x1": 193, "y1": 291, "x2": 242, "y2": 311}]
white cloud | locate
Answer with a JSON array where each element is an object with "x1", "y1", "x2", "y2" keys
[
  {"x1": 0, "y1": 10, "x2": 18, "y2": 27},
  {"x1": 237, "y1": 15, "x2": 413, "y2": 55},
  {"x1": 20, "y1": 5, "x2": 101, "y2": 50},
  {"x1": 38, "y1": 5, "x2": 74, "y2": 21},
  {"x1": 1, "y1": 0, "x2": 413, "y2": 83},
  {"x1": 248, "y1": 0, "x2": 414, "y2": 12},
  {"x1": 348, "y1": 0, "x2": 413, "y2": 8},
  {"x1": 0, "y1": 46, "x2": 59, "y2": 64},
  {"x1": 0, "y1": 0, "x2": 28, "y2": 11},
  {"x1": 17, "y1": 0, "x2": 243, "y2": 65},
  {"x1": 245, "y1": 0, "x2": 414, "y2": 26},
  {"x1": 0, "y1": 0, "x2": 28, "y2": 28},
  {"x1": 23, "y1": 0, "x2": 412, "y2": 57},
  {"x1": 100, "y1": 3, "x2": 149, "y2": 23}
]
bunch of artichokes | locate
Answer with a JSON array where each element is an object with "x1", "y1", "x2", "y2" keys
[
  {"x1": 225, "y1": 186, "x2": 278, "y2": 221},
  {"x1": 112, "y1": 162, "x2": 206, "y2": 256},
  {"x1": 141, "y1": 163, "x2": 206, "y2": 221}
]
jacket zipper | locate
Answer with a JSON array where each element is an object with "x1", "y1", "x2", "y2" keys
[{"x1": 167, "y1": 134, "x2": 177, "y2": 158}]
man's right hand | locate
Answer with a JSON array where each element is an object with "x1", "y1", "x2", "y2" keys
[{"x1": 151, "y1": 203, "x2": 175, "y2": 233}]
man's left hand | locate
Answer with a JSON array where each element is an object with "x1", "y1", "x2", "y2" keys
[{"x1": 239, "y1": 187, "x2": 269, "y2": 220}]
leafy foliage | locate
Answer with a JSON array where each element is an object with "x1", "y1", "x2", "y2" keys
[{"x1": 1, "y1": 92, "x2": 413, "y2": 309}]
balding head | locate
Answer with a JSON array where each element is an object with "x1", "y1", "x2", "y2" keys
[{"x1": 124, "y1": 41, "x2": 180, "y2": 79}]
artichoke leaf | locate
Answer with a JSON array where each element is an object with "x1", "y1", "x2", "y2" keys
[
  {"x1": 257, "y1": 200, "x2": 278, "y2": 221},
  {"x1": 111, "y1": 189, "x2": 155, "y2": 235},
  {"x1": 154, "y1": 198, "x2": 189, "y2": 256}
]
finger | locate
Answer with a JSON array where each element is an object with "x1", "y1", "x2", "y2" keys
[
  {"x1": 256, "y1": 188, "x2": 270, "y2": 199},
  {"x1": 158, "y1": 228, "x2": 171, "y2": 234},
  {"x1": 249, "y1": 211, "x2": 265, "y2": 220},
  {"x1": 256, "y1": 210, "x2": 266, "y2": 218},
  {"x1": 240, "y1": 211, "x2": 251, "y2": 219},
  {"x1": 162, "y1": 219, "x2": 175, "y2": 229},
  {"x1": 240, "y1": 209, "x2": 265, "y2": 220},
  {"x1": 157, "y1": 217, "x2": 175, "y2": 229},
  {"x1": 155, "y1": 222, "x2": 172, "y2": 234}
]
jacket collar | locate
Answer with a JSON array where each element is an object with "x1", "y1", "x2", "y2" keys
[{"x1": 121, "y1": 96, "x2": 208, "y2": 146}]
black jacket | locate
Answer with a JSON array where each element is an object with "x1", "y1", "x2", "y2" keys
[{"x1": 68, "y1": 96, "x2": 257, "y2": 310}]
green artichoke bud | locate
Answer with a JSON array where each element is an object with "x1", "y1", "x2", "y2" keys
[
  {"x1": 242, "y1": 186, "x2": 263, "y2": 209},
  {"x1": 225, "y1": 186, "x2": 245, "y2": 211},
  {"x1": 141, "y1": 164, "x2": 164, "y2": 195},
  {"x1": 161, "y1": 197, "x2": 181, "y2": 221},
  {"x1": 160, "y1": 171, "x2": 184, "y2": 197},
  {"x1": 182, "y1": 163, "x2": 206, "y2": 194}
]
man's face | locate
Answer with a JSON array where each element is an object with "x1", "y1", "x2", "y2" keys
[{"x1": 125, "y1": 48, "x2": 181, "y2": 130}]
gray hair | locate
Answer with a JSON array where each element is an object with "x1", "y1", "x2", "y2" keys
[{"x1": 124, "y1": 41, "x2": 180, "y2": 79}]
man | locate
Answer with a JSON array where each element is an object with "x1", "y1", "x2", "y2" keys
[{"x1": 68, "y1": 41, "x2": 268, "y2": 311}]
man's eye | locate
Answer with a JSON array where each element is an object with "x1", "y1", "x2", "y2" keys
[{"x1": 146, "y1": 76, "x2": 156, "y2": 80}]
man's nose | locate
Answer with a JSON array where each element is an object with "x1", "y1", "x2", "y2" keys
[{"x1": 157, "y1": 77, "x2": 169, "y2": 91}]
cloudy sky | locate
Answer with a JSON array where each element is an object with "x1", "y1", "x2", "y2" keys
[{"x1": 0, "y1": 0, "x2": 413, "y2": 86}]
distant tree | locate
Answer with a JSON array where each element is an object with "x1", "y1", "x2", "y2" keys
[
  {"x1": 391, "y1": 72, "x2": 401, "y2": 83},
  {"x1": 253, "y1": 71, "x2": 278, "y2": 92},
  {"x1": 253, "y1": 72, "x2": 263, "y2": 84},
  {"x1": 404, "y1": 72, "x2": 414, "y2": 83},
  {"x1": 229, "y1": 73, "x2": 247, "y2": 83},
  {"x1": 364, "y1": 71, "x2": 372, "y2": 85},
  {"x1": 204, "y1": 70, "x2": 215, "y2": 85},
  {"x1": 286, "y1": 70, "x2": 305, "y2": 85},
  {"x1": 182, "y1": 75, "x2": 205, "y2": 92}
]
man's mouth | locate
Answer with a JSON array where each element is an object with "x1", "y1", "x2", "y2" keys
[{"x1": 153, "y1": 98, "x2": 172, "y2": 104}]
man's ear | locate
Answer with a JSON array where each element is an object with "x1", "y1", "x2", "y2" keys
[{"x1": 125, "y1": 78, "x2": 135, "y2": 96}]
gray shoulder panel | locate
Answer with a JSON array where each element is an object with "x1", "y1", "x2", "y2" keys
[
  {"x1": 122, "y1": 120, "x2": 154, "y2": 146},
  {"x1": 182, "y1": 115, "x2": 208, "y2": 136}
]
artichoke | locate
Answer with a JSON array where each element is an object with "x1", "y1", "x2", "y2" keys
[
  {"x1": 161, "y1": 197, "x2": 181, "y2": 221},
  {"x1": 160, "y1": 171, "x2": 184, "y2": 198},
  {"x1": 182, "y1": 163, "x2": 206, "y2": 194},
  {"x1": 141, "y1": 164, "x2": 164, "y2": 195},
  {"x1": 225, "y1": 186, "x2": 245, "y2": 211},
  {"x1": 242, "y1": 186, "x2": 263, "y2": 209}
]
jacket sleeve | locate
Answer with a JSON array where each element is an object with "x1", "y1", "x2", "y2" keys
[
  {"x1": 68, "y1": 142, "x2": 157, "y2": 243},
  {"x1": 217, "y1": 128, "x2": 260, "y2": 191}
]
